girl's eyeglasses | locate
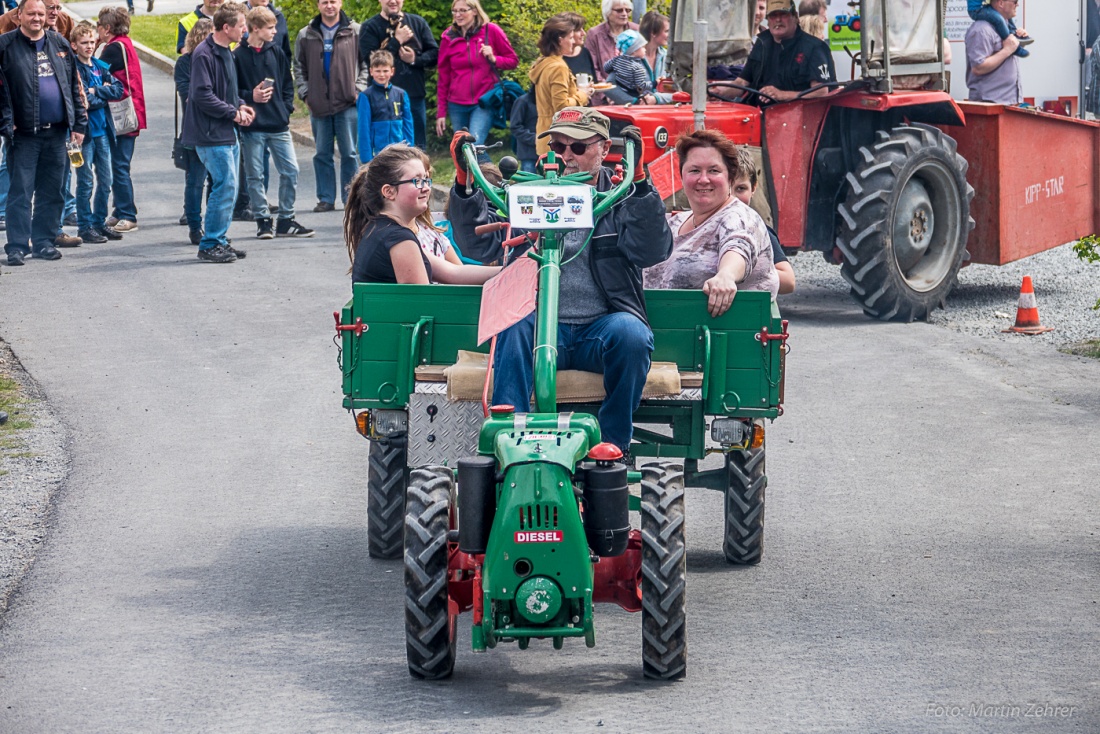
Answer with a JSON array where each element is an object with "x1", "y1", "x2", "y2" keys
[
  {"x1": 549, "y1": 140, "x2": 598, "y2": 156},
  {"x1": 393, "y1": 177, "x2": 434, "y2": 189}
]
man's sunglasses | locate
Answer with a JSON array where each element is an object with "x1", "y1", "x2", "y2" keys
[
  {"x1": 392, "y1": 177, "x2": 433, "y2": 189},
  {"x1": 549, "y1": 140, "x2": 600, "y2": 156}
]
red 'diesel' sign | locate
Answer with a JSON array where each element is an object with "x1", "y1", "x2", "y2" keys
[{"x1": 514, "y1": 530, "x2": 563, "y2": 543}]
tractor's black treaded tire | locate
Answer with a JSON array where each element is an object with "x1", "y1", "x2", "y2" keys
[
  {"x1": 367, "y1": 438, "x2": 407, "y2": 559},
  {"x1": 404, "y1": 465, "x2": 456, "y2": 680},
  {"x1": 836, "y1": 123, "x2": 975, "y2": 322},
  {"x1": 640, "y1": 462, "x2": 687, "y2": 680},
  {"x1": 723, "y1": 442, "x2": 766, "y2": 565}
]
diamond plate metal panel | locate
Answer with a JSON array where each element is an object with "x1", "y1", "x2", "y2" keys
[{"x1": 408, "y1": 395, "x2": 485, "y2": 466}]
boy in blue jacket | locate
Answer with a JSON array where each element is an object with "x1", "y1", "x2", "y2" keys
[
  {"x1": 71, "y1": 22, "x2": 125, "y2": 244},
  {"x1": 357, "y1": 50, "x2": 413, "y2": 163}
]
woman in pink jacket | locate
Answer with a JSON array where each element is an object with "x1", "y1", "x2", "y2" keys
[{"x1": 434, "y1": 0, "x2": 517, "y2": 155}]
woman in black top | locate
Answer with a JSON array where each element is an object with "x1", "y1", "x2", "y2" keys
[
  {"x1": 560, "y1": 12, "x2": 597, "y2": 81},
  {"x1": 347, "y1": 145, "x2": 499, "y2": 284}
]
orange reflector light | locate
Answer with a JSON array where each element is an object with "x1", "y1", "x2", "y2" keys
[
  {"x1": 356, "y1": 411, "x2": 370, "y2": 437},
  {"x1": 750, "y1": 423, "x2": 765, "y2": 449}
]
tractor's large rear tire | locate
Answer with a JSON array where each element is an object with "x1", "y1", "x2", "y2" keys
[
  {"x1": 723, "y1": 441, "x2": 766, "y2": 565},
  {"x1": 837, "y1": 123, "x2": 974, "y2": 322},
  {"x1": 640, "y1": 462, "x2": 687, "y2": 680},
  {"x1": 404, "y1": 465, "x2": 456, "y2": 680},
  {"x1": 368, "y1": 438, "x2": 407, "y2": 559}
]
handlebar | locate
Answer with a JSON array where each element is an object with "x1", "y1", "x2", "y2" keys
[{"x1": 458, "y1": 138, "x2": 638, "y2": 226}]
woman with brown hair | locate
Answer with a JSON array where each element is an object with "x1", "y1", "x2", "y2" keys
[
  {"x1": 528, "y1": 14, "x2": 593, "y2": 155},
  {"x1": 644, "y1": 129, "x2": 777, "y2": 317},
  {"x1": 97, "y1": 6, "x2": 146, "y2": 233},
  {"x1": 346, "y1": 145, "x2": 498, "y2": 285}
]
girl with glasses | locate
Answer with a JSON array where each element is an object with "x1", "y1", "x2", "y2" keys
[{"x1": 347, "y1": 145, "x2": 498, "y2": 285}]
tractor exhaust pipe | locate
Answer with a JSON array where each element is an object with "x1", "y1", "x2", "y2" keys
[{"x1": 458, "y1": 456, "x2": 497, "y2": 554}]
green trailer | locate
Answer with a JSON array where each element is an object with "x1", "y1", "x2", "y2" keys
[{"x1": 335, "y1": 141, "x2": 787, "y2": 680}]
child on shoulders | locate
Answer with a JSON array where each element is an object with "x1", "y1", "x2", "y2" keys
[{"x1": 968, "y1": 0, "x2": 1032, "y2": 57}]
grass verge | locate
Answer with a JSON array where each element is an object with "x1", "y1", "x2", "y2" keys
[
  {"x1": 1059, "y1": 339, "x2": 1100, "y2": 359},
  {"x1": 0, "y1": 373, "x2": 34, "y2": 474},
  {"x1": 128, "y1": 15, "x2": 181, "y2": 58}
]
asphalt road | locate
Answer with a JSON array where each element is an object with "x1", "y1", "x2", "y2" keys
[{"x1": 1, "y1": 66, "x2": 1098, "y2": 733}]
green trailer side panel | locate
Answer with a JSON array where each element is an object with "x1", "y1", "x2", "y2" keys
[{"x1": 340, "y1": 284, "x2": 784, "y2": 417}]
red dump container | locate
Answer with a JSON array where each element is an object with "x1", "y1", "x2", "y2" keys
[{"x1": 949, "y1": 102, "x2": 1100, "y2": 265}]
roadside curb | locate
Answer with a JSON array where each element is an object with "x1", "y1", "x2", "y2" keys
[
  {"x1": 128, "y1": 37, "x2": 317, "y2": 149},
  {"x1": 131, "y1": 37, "x2": 174, "y2": 75}
]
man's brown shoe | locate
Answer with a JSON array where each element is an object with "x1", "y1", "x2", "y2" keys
[{"x1": 53, "y1": 233, "x2": 83, "y2": 248}]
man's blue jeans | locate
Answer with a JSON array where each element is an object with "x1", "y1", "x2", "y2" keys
[
  {"x1": 240, "y1": 129, "x2": 299, "y2": 221},
  {"x1": 195, "y1": 142, "x2": 239, "y2": 250},
  {"x1": 108, "y1": 133, "x2": 138, "y2": 221},
  {"x1": 5, "y1": 127, "x2": 67, "y2": 256},
  {"x1": 447, "y1": 102, "x2": 493, "y2": 162},
  {"x1": 408, "y1": 95, "x2": 427, "y2": 150},
  {"x1": 310, "y1": 107, "x2": 357, "y2": 205},
  {"x1": 491, "y1": 312, "x2": 653, "y2": 451},
  {"x1": 75, "y1": 134, "x2": 112, "y2": 231}
]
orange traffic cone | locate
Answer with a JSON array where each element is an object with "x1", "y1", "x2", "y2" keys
[{"x1": 1002, "y1": 276, "x2": 1054, "y2": 335}]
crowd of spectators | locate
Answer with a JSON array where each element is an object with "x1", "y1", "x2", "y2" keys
[{"x1": 0, "y1": 0, "x2": 684, "y2": 267}]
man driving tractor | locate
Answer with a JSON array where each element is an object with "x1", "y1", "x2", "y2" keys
[
  {"x1": 448, "y1": 109, "x2": 673, "y2": 459},
  {"x1": 734, "y1": 0, "x2": 836, "y2": 104}
]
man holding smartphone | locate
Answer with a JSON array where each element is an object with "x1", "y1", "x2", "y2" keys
[{"x1": 235, "y1": 5, "x2": 313, "y2": 239}]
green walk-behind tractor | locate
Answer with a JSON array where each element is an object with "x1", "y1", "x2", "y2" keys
[
  {"x1": 405, "y1": 141, "x2": 687, "y2": 680},
  {"x1": 336, "y1": 138, "x2": 788, "y2": 681}
]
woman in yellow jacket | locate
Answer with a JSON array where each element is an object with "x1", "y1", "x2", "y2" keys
[{"x1": 529, "y1": 14, "x2": 595, "y2": 155}]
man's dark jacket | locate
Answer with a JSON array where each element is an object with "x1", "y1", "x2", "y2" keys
[
  {"x1": 358, "y1": 12, "x2": 438, "y2": 100},
  {"x1": 181, "y1": 35, "x2": 240, "y2": 147},
  {"x1": 234, "y1": 40, "x2": 293, "y2": 133},
  {"x1": 0, "y1": 27, "x2": 88, "y2": 138},
  {"x1": 449, "y1": 172, "x2": 673, "y2": 326}
]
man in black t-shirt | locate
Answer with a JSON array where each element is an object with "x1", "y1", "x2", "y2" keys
[{"x1": 735, "y1": 0, "x2": 835, "y2": 106}]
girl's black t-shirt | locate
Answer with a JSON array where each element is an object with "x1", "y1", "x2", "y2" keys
[{"x1": 351, "y1": 217, "x2": 433, "y2": 284}]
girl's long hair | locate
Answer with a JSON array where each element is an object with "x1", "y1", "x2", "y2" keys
[{"x1": 345, "y1": 145, "x2": 435, "y2": 265}]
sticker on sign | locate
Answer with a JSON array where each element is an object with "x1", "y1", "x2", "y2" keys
[{"x1": 515, "y1": 530, "x2": 563, "y2": 543}]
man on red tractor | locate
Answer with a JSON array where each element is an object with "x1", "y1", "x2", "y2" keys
[{"x1": 733, "y1": 0, "x2": 835, "y2": 105}]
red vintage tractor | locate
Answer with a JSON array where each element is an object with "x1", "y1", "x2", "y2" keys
[{"x1": 603, "y1": 0, "x2": 1100, "y2": 321}]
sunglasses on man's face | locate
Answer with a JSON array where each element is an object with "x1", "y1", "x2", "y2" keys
[{"x1": 549, "y1": 140, "x2": 600, "y2": 156}]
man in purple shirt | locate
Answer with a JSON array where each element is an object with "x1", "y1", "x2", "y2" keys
[{"x1": 965, "y1": 0, "x2": 1022, "y2": 105}]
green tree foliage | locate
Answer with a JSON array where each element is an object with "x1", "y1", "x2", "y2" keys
[
  {"x1": 496, "y1": 0, "x2": 603, "y2": 83},
  {"x1": 1073, "y1": 235, "x2": 1100, "y2": 310}
]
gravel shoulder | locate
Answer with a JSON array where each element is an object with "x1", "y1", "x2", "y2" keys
[
  {"x1": 0, "y1": 340, "x2": 69, "y2": 622},
  {"x1": 788, "y1": 239, "x2": 1100, "y2": 347}
]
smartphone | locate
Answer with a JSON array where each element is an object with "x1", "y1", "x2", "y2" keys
[{"x1": 261, "y1": 78, "x2": 275, "y2": 90}]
